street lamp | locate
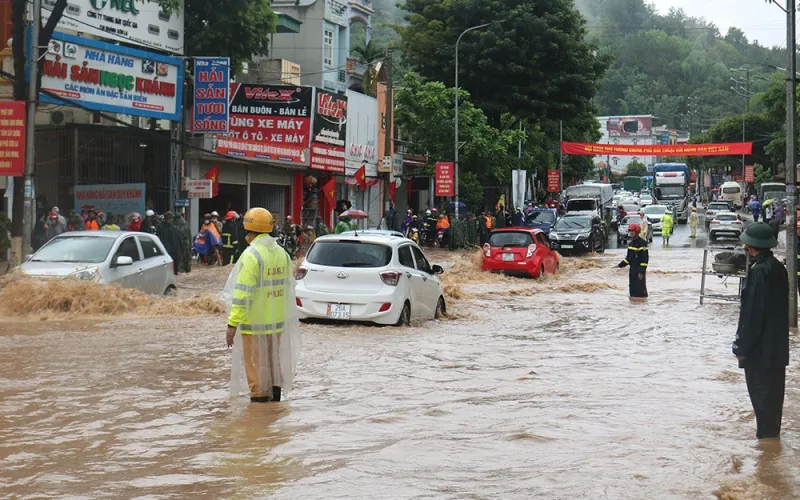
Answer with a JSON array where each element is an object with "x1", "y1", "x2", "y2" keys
[{"x1": 454, "y1": 22, "x2": 498, "y2": 220}]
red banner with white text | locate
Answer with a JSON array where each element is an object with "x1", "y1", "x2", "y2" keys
[{"x1": 560, "y1": 141, "x2": 753, "y2": 156}]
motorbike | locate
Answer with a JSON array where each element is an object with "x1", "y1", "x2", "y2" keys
[
  {"x1": 436, "y1": 228, "x2": 448, "y2": 248},
  {"x1": 277, "y1": 232, "x2": 297, "y2": 259},
  {"x1": 421, "y1": 222, "x2": 436, "y2": 246},
  {"x1": 409, "y1": 228, "x2": 421, "y2": 245}
]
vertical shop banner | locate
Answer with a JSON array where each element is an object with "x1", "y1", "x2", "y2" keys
[
  {"x1": 0, "y1": 101, "x2": 26, "y2": 176},
  {"x1": 345, "y1": 90, "x2": 379, "y2": 177},
  {"x1": 311, "y1": 89, "x2": 348, "y2": 173},
  {"x1": 192, "y1": 57, "x2": 229, "y2": 133},
  {"x1": 435, "y1": 162, "x2": 455, "y2": 197},
  {"x1": 74, "y1": 183, "x2": 146, "y2": 215},
  {"x1": 547, "y1": 170, "x2": 561, "y2": 192},
  {"x1": 215, "y1": 84, "x2": 312, "y2": 165},
  {"x1": 744, "y1": 165, "x2": 755, "y2": 183},
  {"x1": 377, "y1": 82, "x2": 393, "y2": 173}
]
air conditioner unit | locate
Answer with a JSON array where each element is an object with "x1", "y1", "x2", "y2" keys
[{"x1": 50, "y1": 110, "x2": 75, "y2": 125}]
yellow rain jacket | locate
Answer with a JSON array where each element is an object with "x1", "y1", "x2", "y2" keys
[{"x1": 661, "y1": 213, "x2": 674, "y2": 236}]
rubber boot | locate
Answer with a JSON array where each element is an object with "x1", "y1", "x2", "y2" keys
[
  {"x1": 250, "y1": 396, "x2": 270, "y2": 403},
  {"x1": 272, "y1": 386, "x2": 282, "y2": 402}
]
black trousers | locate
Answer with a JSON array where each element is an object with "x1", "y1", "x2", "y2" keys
[
  {"x1": 745, "y1": 364, "x2": 786, "y2": 439},
  {"x1": 629, "y1": 270, "x2": 648, "y2": 298}
]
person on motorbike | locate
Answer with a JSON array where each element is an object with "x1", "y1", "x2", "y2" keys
[
  {"x1": 424, "y1": 209, "x2": 438, "y2": 244},
  {"x1": 401, "y1": 209, "x2": 413, "y2": 236},
  {"x1": 436, "y1": 213, "x2": 451, "y2": 246},
  {"x1": 281, "y1": 215, "x2": 298, "y2": 254}
]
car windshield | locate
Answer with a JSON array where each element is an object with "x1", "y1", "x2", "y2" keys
[
  {"x1": 643, "y1": 206, "x2": 667, "y2": 215},
  {"x1": 709, "y1": 203, "x2": 729, "y2": 211},
  {"x1": 763, "y1": 191, "x2": 784, "y2": 201},
  {"x1": 566, "y1": 200, "x2": 596, "y2": 211},
  {"x1": 716, "y1": 214, "x2": 738, "y2": 221},
  {"x1": 554, "y1": 217, "x2": 591, "y2": 230},
  {"x1": 31, "y1": 235, "x2": 115, "y2": 263},
  {"x1": 622, "y1": 215, "x2": 642, "y2": 224},
  {"x1": 488, "y1": 231, "x2": 534, "y2": 247},
  {"x1": 722, "y1": 186, "x2": 740, "y2": 194},
  {"x1": 306, "y1": 240, "x2": 393, "y2": 267},
  {"x1": 657, "y1": 186, "x2": 686, "y2": 198},
  {"x1": 526, "y1": 210, "x2": 555, "y2": 224},
  {"x1": 621, "y1": 204, "x2": 639, "y2": 212}
]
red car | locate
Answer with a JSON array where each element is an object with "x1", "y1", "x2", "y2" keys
[{"x1": 482, "y1": 228, "x2": 560, "y2": 278}]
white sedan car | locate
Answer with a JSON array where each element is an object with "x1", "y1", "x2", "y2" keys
[
  {"x1": 20, "y1": 231, "x2": 177, "y2": 295},
  {"x1": 294, "y1": 234, "x2": 446, "y2": 326},
  {"x1": 642, "y1": 204, "x2": 671, "y2": 233}
]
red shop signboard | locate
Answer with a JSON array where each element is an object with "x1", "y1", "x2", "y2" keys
[
  {"x1": 435, "y1": 162, "x2": 454, "y2": 197},
  {"x1": 0, "y1": 101, "x2": 25, "y2": 176},
  {"x1": 547, "y1": 170, "x2": 560, "y2": 193}
]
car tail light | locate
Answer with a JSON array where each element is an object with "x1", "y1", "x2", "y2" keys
[
  {"x1": 379, "y1": 303, "x2": 392, "y2": 312},
  {"x1": 295, "y1": 267, "x2": 308, "y2": 280},
  {"x1": 733, "y1": 221, "x2": 742, "y2": 225},
  {"x1": 296, "y1": 297, "x2": 303, "y2": 307},
  {"x1": 483, "y1": 243, "x2": 491, "y2": 256},
  {"x1": 380, "y1": 271, "x2": 401, "y2": 286},
  {"x1": 526, "y1": 244, "x2": 537, "y2": 258},
  {"x1": 711, "y1": 220, "x2": 720, "y2": 225}
]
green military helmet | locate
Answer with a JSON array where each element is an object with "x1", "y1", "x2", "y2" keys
[{"x1": 739, "y1": 221, "x2": 778, "y2": 249}]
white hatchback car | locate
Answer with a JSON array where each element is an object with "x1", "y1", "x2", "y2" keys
[
  {"x1": 709, "y1": 212, "x2": 744, "y2": 241},
  {"x1": 294, "y1": 234, "x2": 446, "y2": 326}
]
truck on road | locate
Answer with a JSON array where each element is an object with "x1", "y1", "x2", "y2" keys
[{"x1": 653, "y1": 163, "x2": 690, "y2": 223}]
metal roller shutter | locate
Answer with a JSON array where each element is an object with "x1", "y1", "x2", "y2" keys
[{"x1": 250, "y1": 183, "x2": 286, "y2": 221}]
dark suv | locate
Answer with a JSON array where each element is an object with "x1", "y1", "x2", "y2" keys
[{"x1": 549, "y1": 215, "x2": 606, "y2": 254}]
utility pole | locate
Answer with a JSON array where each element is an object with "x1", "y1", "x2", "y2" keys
[
  {"x1": 559, "y1": 120, "x2": 564, "y2": 193},
  {"x1": 22, "y1": 0, "x2": 41, "y2": 259},
  {"x1": 786, "y1": 0, "x2": 798, "y2": 327}
]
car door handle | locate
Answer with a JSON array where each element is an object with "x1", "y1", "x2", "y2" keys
[
  {"x1": 137, "y1": 268, "x2": 145, "y2": 274},
  {"x1": 422, "y1": 275, "x2": 428, "y2": 282},
  {"x1": 406, "y1": 272, "x2": 413, "y2": 279}
]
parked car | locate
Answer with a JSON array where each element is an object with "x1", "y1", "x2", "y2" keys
[
  {"x1": 20, "y1": 231, "x2": 177, "y2": 295},
  {"x1": 294, "y1": 234, "x2": 445, "y2": 326},
  {"x1": 523, "y1": 208, "x2": 558, "y2": 235},
  {"x1": 705, "y1": 201, "x2": 735, "y2": 228},
  {"x1": 481, "y1": 228, "x2": 560, "y2": 278},
  {"x1": 549, "y1": 215, "x2": 606, "y2": 254},
  {"x1": 639, "y1": 194, "x2": 655, "y2": 207},
  {"x1": 642, "y1": 204, "x2": 671, "y2": 233},
  {"x1": 709, "y1": 212, "x2": 744, "y2": 241},
  {"x1": 617, "y1": 214, "x2": 654, "y2": 246},
  {"x1": 339, "y1": 229, "x2": 405, "y2": 238}
]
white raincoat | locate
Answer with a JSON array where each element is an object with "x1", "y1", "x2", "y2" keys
[{"x1": 221, "y1": 234, "x2": 301, "y2": 400}]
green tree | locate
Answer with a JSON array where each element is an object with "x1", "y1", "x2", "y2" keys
[
  {"x1": 397, "y1": 0, "x2": 609, "y2": 127},
  {"x1": 626, "y1": 161, "x2": 648, "y2": 177}
]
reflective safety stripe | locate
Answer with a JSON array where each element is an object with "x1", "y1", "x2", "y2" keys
[
  {"x1": 640, "y1": 263, "x2": 648, "y2": 267},
  {"x1": 240, "y1": 322, "x2": 285, "y2": 332},
  {"x1": 623, "y1": 259, "x2": 629, "y2": 264},
  {"x1": 232, "y1": 298, "x2": 249, "y2": 306},
  {"x1": 628, "y1": 246, "x2": 647, "y2": 251},
  {"x1": 235, "y1": 283, "x2": 256, "y2": 293}
]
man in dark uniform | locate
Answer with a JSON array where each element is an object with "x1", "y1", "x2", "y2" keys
[
  {"x1": 156, "y1": 212, "x2": 182, "y2": 275},
  {"x1": 494, "y1": 204, "x2": 507, "y2": 229},
  {"x1": 617, "y1": 223, "x2": 648, "y2": 299},
  {"x1": 734, "y1": 222, "x2": 789, "y2": 439},
  {"x1": 173, "y1": 212, "x2": 193, "y2": 273},
  {"x1": 220, "y1": 211, "x2": 240, "y2": 265}
]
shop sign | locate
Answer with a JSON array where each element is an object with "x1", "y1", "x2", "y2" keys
[
  {"x1": 547, "y1": 170, "x2": 560, "y2": 192},
  {"x1": 214, "y1": 83, "x2": 312, "y2": 165},
  {"x1": 324, "y1": 0, "x2": 348, "y2": 26},
  {"x1": 192, "y1": 57, "x2": 229, "y2": 133},
  {"x1": 392, "y1": 153, "x2": 403, "y2": 176},
  {"x1": 377, "y1": 82, "x2": 393, "y2": 172},
  {"x1": 345, "y1": 90, "x2": 378, "y2": 177},
  {"x1": 311, "y1": 88, "x2": 347, "y2": 173},
  {"x1": 39, "y1": 32, "x2": 183, "y2": 121},
  {"x1": 0, "y1": 101, "x2": 26, "y2": 177},
  {"x1": 42, "y1": 0, "x2": 185, "y2": 54},
  {"x1": 74, "y1": 183, "x2": 146, "y2": 215},
  {"x1": 435, "y1": 162, "x2": 454, "y2": 197},
  {"x1": 744, "y1": 165, "x2": 754, "y2": 183},
  {"x1": 186, "y1": 179, "x2": 213, "y2": 198}
]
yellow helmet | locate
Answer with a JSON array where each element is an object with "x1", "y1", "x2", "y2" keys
[{"x1": 243, "y1": 207, "x2": 274, "y2": 233}]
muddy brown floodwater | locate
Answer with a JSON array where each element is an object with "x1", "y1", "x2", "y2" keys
[{"x1": 1, "y1": 224, "x2": 799, "y2": 499}]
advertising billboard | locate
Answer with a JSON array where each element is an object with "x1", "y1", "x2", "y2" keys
[
  {"x1": 547, "y1": 170, "x2": 560, "y2": 193},
  {"x1": 0, "y1": 101, "x2": 25, "y2": 176},
  {"x1": 607, "y1": 116, "x2": 652, "y2": 137},
  {"x1": 41, "y1": 0, "x2": 185, "y2": 54},
  {"x1": 74, "y1": 183, "x2": 146, "y2": 215},
  {"x1": 311, "y1": 89, "x2": 348, "y2": 173},
  {"x1": 435, "y1": 162, "x2": 454, "y2": 197},
  {"x1": 192, "y1": 57, "x2": 229, "y2": 134},
  {"x1": 214, "y1": 83, "x2": 312, "y2": 165},
  {"x1": 345, "y1": 90, "x2": 378, "y2": 177},
  {"x1": 39, "y1": 32, "x2": 183, "y2": 121}
]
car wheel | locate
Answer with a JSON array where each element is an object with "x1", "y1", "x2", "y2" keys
[
  {"x1": 435, "y1": 296, "x2": 446, "y2": 319},
  {"x1": 164, "y1": 285, "x2": 176, "y2": 296},
  {"x1": 394, "y1": 301, "x2": 411, "y2": 327}
]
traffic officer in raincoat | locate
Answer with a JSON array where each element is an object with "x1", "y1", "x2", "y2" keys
[
  {"x1": 734, "y1": 222, "x2": 788, "y2": 439},
  {"x1": 618, "y1": 223, "x2": 649, "y2": 299},
  {"x1": 222, "y1": 207, "x2": 301, "y2": 403},
  {"x1": 688, "y1": 207, "x2": 699, "y2": 238},
  {"x1": 661, "y1": 210, "x2": 674, "y2": 247}
]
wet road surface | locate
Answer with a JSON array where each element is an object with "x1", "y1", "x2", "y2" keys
[{"x1": 1, "y1": 222, "x2": 799, "y2": 499}]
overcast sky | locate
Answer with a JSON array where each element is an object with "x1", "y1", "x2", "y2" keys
[{"x1": 655, "y1": 0, "x2": 787, "y2": 48}]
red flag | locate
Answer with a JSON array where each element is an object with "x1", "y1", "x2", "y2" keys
[
  {"x1": 355, "y1": 164, "x2": 367, "y2": 190},
  {"x1": 389, "y1": 181, "x2": 397, "y2": 204},
  {"x1": 322, "y1": 177, "x2": 336, "y2": 208},
  {"x1": 204, "y1": 165, "x2": 221, "y2": 197}
]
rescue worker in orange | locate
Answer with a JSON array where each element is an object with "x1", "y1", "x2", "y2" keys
[{"x1": 84, "y1": 209, "x2": 101, "y2": 230}]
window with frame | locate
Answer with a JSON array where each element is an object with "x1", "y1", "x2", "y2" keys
[
  {"x1": 398, "y1": 245, "x2": 416, "y2": 268},
  {"x1": 324, "y1": 29, "x2": 334, "y2": 67},
  {"x1": 138, "y1": 236, "x2": 164, "y2": 258},
  {"x1": 410, "y1": 246, "x2": 432, "y2": 274},
  {"x1": 115, "y1": 237, "x2": 141, "y2": 261}
]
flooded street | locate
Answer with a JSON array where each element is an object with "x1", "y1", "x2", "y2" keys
[{"x1": 2, "y1": 223, "x2": 799, "y2": 499}]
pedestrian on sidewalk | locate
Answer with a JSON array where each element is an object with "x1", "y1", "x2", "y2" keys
[
  {"x1": 688, "y1": 207, "x2": 699, "y2": 238},
  {"x1": 734, "y1": 222, "x2": 788, "y2": 440},
  {"x1": 224, "y1": 207, "x2": 301, "y2": 403},
  {"x1": 617, "y1": 223, "x2": 648, "y2": 300}
]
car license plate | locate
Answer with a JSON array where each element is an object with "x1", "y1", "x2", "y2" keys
[
  {"x1": 327, "y1": 303, "x2": 351, "y2": 319},
  {"x1": 502, "y1": 253, "x2": 515, "y2": 262},
  {"x1": 561, "y1": 244, "x2": 573, "y2": 249}
]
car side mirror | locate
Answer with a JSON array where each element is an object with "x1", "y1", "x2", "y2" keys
[
  {"x1": 112, "y1": 256, "x2": 134, "y2": 268},
  {"x1": 431, "y1": 264, "x2": 444, "y2": 275}
]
